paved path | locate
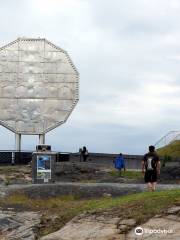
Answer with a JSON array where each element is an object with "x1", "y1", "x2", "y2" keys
[{"x1": 0, "y1": 182, "x2": 180, "y2": 198}]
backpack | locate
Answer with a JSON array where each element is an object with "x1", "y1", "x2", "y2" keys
[{"x1": 145, "y1": 156, "x2": 156, "y2": 170}]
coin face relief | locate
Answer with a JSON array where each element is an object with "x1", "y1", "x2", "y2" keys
[{"x1": 0, "y1": 38, "x2": 79, "y2": 134}]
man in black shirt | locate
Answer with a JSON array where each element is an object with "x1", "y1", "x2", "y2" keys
[{"x1": 142, "y1": 145, "x2": 160, "y2": 191}]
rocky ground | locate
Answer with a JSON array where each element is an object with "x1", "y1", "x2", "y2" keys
[
  {"x1": 1, "y1": 205, "x2": 178, "y2": 240},
  {"x1": 0, "y1": 165, "x2": 32, "y2": 185},
  {"x1": 127, "y1": 206, "x2": 180, "y2": 239},
  {"x1": 54, "y1": 162, "x2": 143, "y2": 183},
  {"x1": 0, "y1": 183, "x2": 179, "y2": 239},
  {"x1": 160, "y1": 166, "x2": 180, "y2": 184},
  {"x1": 0, "y1": 162, "x2": 179, "y2": 185},
  {"x1": 40, "y1": 206, "x2": 180, "y2": 240},
  {"x1": 0, "y1": 163, "x2": 179, "y2": 239},
  {"x1": 0, "y1": 210, "x2": 41, "y2": 240},
  {"x1": 0, "y1": 162, "x2": 143, "y2": 186}
]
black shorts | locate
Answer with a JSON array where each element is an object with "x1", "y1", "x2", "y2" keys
[{"x1": 144, "y1": 170, "x2": 157, "y2": 183}]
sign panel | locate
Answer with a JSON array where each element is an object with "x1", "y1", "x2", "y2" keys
[{"x1": 37, "y1": 155, "x2": 51, "y2": 181}]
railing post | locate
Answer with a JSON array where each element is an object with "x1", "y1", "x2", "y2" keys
[{"x1": 11, "y1": 151, "x2": 15, "y2": 165}]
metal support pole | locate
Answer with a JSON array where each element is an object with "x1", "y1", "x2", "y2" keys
[
  {"x1": 39, "y1": 134, "x2": 45, "y2": 144},
  {"x1": 15, "y1": 133, "x2": 21, "y2": 151},
  {"x1": 14, "y1": 133, "x2": 21, "y2": 165}
]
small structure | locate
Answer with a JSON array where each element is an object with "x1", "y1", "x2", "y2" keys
[{"x1": 32, "y1": 144, "x2": 57, "y2": 183}]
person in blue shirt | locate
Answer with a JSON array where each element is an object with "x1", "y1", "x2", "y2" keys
[{"x1": 114, "y1": 153, "x2": 126, "y2": 174}]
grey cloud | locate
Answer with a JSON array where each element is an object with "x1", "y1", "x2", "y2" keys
[
  {"x1": 0, "y1": 0, "x2": 180, "y2": 154},
  {"x1": 88, "y1": 0, "x2": 180, "y2": 37}
]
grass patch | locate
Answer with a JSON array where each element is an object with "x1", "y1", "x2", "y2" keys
[
  {"x1": 157, "y1": 140, "x2": 180, "y2": 158},
  {"x1": 79, "y1": 179, "x2": 97, "y2": 183},
  {"x1": 110, "y1": 170, "x2": 142, "y2": 179},
  {"x1": 0, "y1": 189, "x2": 180, "y2": 237},
  {"x1": 0, "y1": 165, "x2": 30, "y2": 173},
  {"x1": 0, "y1": 165, "x2": 31, "y2": 184}
]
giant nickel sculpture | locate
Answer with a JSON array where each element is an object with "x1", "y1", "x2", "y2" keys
[{"x1": 0, "y1": 38, "x2": 79, "y2": 150}]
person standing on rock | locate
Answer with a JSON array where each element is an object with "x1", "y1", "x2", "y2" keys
[
  {"x1": 79, "y1": 148, "x2": 82, "y2": 162},
  {"x1": 142, "y1": 145, "x2": 160, "y2": 191},
  {"x1": 114, "y1": 153, "x2": 126, "y2": 175},
  {"x1": 82, "y1": 146, "x2": 89, "y2": 162}
]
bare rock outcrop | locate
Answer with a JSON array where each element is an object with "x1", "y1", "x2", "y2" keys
[
  {"x1": 127, "y1": 206, "x2": 180, "y2": 239},
  {"x1": 40, "y1": 213, "x2": 124, "y2": 240},
  {"x1": 0, "y1": 209, "x2": 41, "y2": 240},
  {"x1": 41, "y1": 206, "x2": 180, "y2": 240}
]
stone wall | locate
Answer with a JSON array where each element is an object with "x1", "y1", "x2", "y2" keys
[{"x1": 70, "y1": 153, "x2": 143, "y2": 170}]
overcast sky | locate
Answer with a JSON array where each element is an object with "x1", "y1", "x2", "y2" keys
[{"x1": 0, "y1": 0, "x2": 180, "y2": 154}]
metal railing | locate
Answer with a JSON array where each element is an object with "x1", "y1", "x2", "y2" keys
[
  {"x1": 0, "y1": 150, "x2": 72, "y2": 165},
  {"x1": 155, "y1": 130, "x2": 180, "y2": 149},
  {"x1": 0, "y1": 150, "x2": 32, "y2": 165}
]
